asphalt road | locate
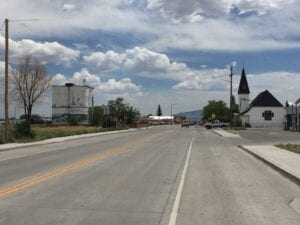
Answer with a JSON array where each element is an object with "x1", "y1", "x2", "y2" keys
[
  {"x1": 0, "y1": 126, "x2": 299, "y2": 225},
  {"x1": 232, "y1": 128, "x2": 300, "y2": 145}
]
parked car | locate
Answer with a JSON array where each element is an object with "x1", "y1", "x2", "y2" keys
[
  {"x1": 181, "y1": 120, "x2": 189, "y2": 127},
  {"x1": 204, "y1": 120, "x2": 229, "y2": 129}
]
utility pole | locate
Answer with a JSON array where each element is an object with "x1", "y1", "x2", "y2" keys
[
  {"x1": 2, "y1": 18, "x2": 39, "y2": 142},
  {"x1": 229, "y1": 65, "x2": 233, "y2": 123},
  {"x1": 171, "y1": 104, "x2": 173, "y2": 125},
  {"x1": 171, "y1": 103, "x2": 176, "y2": 125},
  {"x1": 4, "y1": 18, "x2": 9, "y2": 141}
]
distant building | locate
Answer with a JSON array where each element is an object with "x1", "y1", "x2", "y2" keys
[
  {"x1": 52, "y1": 83, "x2": 94, "y2": 124},
  {"x1": 238, "y1": 69, "x2": 286, "y2": 128},
  {"x1": 148, "y1": 116, "x2": 174, "y2": 125}
]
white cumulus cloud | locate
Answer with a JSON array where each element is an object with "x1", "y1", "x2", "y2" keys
[
  {"x1": 0, "y1": 37, "x2": 80, "y2": 65},
  {"x1": 84, "y1": 47, "x2": 187, "y2": 75},
  {"x1": 84, "y1": 51, "x2": 126, "y2": 72},
  {"x1": 52, "y1": 73, "x2": 68, "y2": 85},
  {"x1": 71, "y1": 68, "x2": 101, "y2": 87},
  {"x1": 173, "y1": 68, "x2": 230, "y2": 91},
  {"x1": 99, "y1": 78, "x2": 143, "y2": 97},
  {"x1": 84, "y1": 47, "x2": 238, "y2": 90},
  {"x1": 52, "y1": 68, "x2": 143, "y2": 98},
  {"x1": 147, "y1": 0, "x2": 294, "y2": 23},
  {"x1": 0, "y1": 1, "x2": 299, "y2": 52},
  {"x1": 62, "y1": 4, "x2": 76, "y2": 12}
]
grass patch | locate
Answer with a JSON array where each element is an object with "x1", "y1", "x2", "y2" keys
[
  {"x1": 275, "y1": 144, "x2": 300, "y2": 154},
  {"x1": 0, "y1": 124, "x2": 125, "y2": 144},
  {"x1": 32, "y1": 125, "x2": 123, "y2": 142}
]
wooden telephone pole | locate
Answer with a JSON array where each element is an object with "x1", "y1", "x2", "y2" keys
[
  {"x1": 3, "y1": 18, "x2": 38, "y2": 141},
  {"x1": 4, "y1": 18, "x2": 9, "y2": 141},
  {"x1": 229, "y1": 65, "x2": 233, "y2": 122}
]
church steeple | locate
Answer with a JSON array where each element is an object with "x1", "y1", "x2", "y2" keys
[
  {"x1": 238, "y1": 68, "x2": 250, "y2": 114},
  {"x1": 238, "y1": 68, "x2": 250, "y2": 94}
]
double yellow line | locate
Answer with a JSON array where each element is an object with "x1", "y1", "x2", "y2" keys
[{"x1": 0, "y1": 129, "x2": 173, "y2": 197}]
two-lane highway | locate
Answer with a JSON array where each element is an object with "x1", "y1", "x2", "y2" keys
[
  {"x1": 0, "y1": 126, "x2": 299, "y2": 225},
  {"x1": 0, "y1": 126, "x2": 192, "y2": 225}
]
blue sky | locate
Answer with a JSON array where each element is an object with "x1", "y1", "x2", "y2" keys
[{"x1": 1, "y1": 0, "x2": 300, "y2": 116}]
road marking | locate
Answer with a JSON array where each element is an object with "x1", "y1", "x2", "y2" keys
[
  {"x1": 289, "y1": 198, "x2": 300, "y2": 215},
  {"x1": 0, "y1": 130, "x2": 173, "y2": 197},
  {"x1": 168, "y1": 132, "x2": 195, "y2": 225}
]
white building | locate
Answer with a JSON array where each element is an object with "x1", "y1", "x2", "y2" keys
[
  {"x1": 238, "y1": 69, "x2": 286, "y2": 128},
  {"x1": 52, "y1": 83, "x2": 94, "y2": 124},
  {"x1": 148, "y1": 116, "x2": 174, "y2": 125}
]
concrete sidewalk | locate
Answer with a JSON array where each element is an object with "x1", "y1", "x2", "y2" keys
[
  {"x1": 214, "y1": 129, "x2": 300, "y2": 184},
  {"x1": 241, "y1": 145, "x2": 300, "y2": 184}
]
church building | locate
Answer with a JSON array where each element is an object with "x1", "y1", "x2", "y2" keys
[{"x1": 238, "y1": 69, "x2": 286, "y2": 128}]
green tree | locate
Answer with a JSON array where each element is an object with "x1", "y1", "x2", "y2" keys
[
  {"x1": 106, "y1": 97, "x2": 141, "y2": 127},
  {"x1": 108, "y1": 97, "x2": 126, "y2": 126},
  {"x1": 156, "y1": 104, "x2": 162, "y2": 116},
  {"x1": 89, "y1": 106, "x2": 104, "y2": 126},
  {"x1": 202, "y1": 100, "x2": 230, "y2": 122},
  {"x1": 126, "y1": 106, "x2": 140, "y2": 124}
]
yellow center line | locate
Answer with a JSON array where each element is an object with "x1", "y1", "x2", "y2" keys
[{"x1": 0, "y1": 129, "x2": 174, "y2": 197}]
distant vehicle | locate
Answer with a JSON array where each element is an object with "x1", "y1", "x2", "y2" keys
[
  {"x1": 188, "y1": 121, "x2": 195, "y2": 126},
  {"x1": 204, "y1": 120, "x2": 229, "y2": 129},
  {"x1": 181, "y1": 121, "x2": 189, "y2": 127}
]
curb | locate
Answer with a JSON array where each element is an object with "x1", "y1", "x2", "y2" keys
[
  {"x1": 238, "y1": 145, "x2": 300, "y2": 186},
  {"x1": 212, "y1": 129, "x2": 240, "y2": 138},
  {"x1": 212, "y1": 129, "x2": 223, "y2": 137}
]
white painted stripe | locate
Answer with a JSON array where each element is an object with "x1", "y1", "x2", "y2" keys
[{"x1": 168, "y1": 132, "x2": 195, "y2": 225}]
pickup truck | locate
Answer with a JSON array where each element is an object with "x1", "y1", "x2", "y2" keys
[
  {"x1": 204, "y1": 120, "x2": 229, "y2": 129},
  {"x1": 181, "y1": 120, "x2": 189, "y2": 128}
]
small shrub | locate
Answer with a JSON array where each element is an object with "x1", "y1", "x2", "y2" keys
[
  {"x1": 13, "y1": 121, "x2": 36, "y2": 139},
  {"x1": 67, "y1": 115, "x2": 80, "y2": 126}
]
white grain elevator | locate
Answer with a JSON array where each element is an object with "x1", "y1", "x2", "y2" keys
[{"x1": 52, "y1": 83, "x2": 94, "y2": 124}]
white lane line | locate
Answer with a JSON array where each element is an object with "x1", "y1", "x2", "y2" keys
[{"x1": 168, "y1": 132, "x2": 195, "y2": 225}]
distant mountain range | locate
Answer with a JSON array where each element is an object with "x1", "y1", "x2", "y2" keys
[{"x1": 174, "y1": 109, "x2": 203, "y2": 121}]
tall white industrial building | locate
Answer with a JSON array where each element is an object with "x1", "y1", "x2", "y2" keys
[{"x1": 52, "y1": 83, "x2": 94, "y2": 124}]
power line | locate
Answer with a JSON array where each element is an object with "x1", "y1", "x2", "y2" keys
[{"x1": 10, "y1": 19, "x2": 39, "y2": 22}]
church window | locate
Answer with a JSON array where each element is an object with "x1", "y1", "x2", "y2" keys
[{"x1": 263, "y1": 111, "x2": 273, "y2": 121}]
